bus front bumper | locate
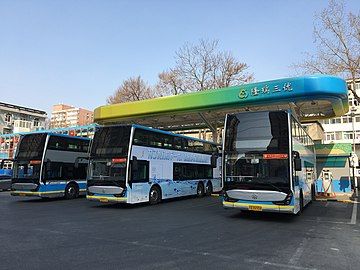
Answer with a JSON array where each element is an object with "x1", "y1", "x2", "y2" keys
[
  {"x1": 11, "y1": 190, "x2": 64, "y2": 198},
  {"x1": 223, "y1": 201, "x2": 295, "y2": 214},
  {"x1": 87, "y1": 195, "x2": 127, "y2": 203}
]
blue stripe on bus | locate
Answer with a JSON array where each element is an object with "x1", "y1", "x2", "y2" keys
[{"x1": 38, "y1": 181, "x2": 87, "y2": 192}]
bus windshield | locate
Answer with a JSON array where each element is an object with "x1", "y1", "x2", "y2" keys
[
  {"x1": 90, "y1": 126, "x2": 131, "y2": 158},
  {"x1": 224, "y1": 111, "x2": 290, "y2": 190},
  {"x1": 14, "y1": 161, "x2": 41, "y2": 180},
  {"x1": 89, "y1": 159, "x2": 127, "y2": 181},
  {"x1": 16, "y1": 133, "x2": 47, "y2": 160}
]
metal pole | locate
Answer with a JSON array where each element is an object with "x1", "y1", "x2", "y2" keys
[{"x1": 352, "y1": 107, "x2": 358, "y2": 189}]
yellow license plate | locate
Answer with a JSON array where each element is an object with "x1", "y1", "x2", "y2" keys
[
  {"x1": 249, "y1": 205, "x2": 262, "y2": 211},
  {"x1": 99, "y1": 198, "x2": 109, "y2": 203},
  {"x1": 19, "y1": 193, "x2": 26, "y2": 197}
]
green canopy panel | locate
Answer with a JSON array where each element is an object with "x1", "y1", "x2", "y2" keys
[
  {"x1": 317, "y1": 157, "x2": 348, "y2": 168},
  {"x1": 95, "y1": 75, "x2": 348, "y2": 130},
  {"x1": 315, "y1": 143, "x2": 352, "y2": 156}
]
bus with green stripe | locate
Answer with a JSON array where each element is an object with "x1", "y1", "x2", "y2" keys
[
  {"x1": 11, "y1": 133, "x2": 90, "y2": 199},
  {"x1": 222, "y1": 110, "x2": 316, "y2": 214}
]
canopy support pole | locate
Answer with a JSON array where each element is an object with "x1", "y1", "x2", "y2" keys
[{"x1": 198, "y1": 113, "x2": 218, "y2": 143}]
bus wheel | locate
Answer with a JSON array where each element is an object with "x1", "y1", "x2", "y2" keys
[
  {"x1": 149, "y1": 186, "x2": 161, "y2": 205},
  {"x1": 197, "y1": 182, "x2": 205, "y2": 197},
  {"x1": 205, "y1": 182, "x2": 213, "y2": 196},
  {"x1": 65, "y1": 183, "x2": 79, "y2": 200}
]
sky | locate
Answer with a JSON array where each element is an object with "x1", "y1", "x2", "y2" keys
[{"x1": 0, "y1": 0, "x2": 359, "y2": 114}]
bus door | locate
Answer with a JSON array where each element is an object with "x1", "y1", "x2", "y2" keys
[{"x1": 129, "y1": 157, "x2": 150, "y2": 201}]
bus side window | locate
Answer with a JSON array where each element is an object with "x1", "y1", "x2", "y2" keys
[
  {"x1": 131, "y1": 160, "x2": 149, "y2": 183},
  {"x1": 74, "y1": 163, "x2": 87, "y2": 180},
  {"x1": 173, "y1": 164, "x2": 182, "y2": 180},
  {"x1": 173, "y1": 137, "x2": 182, "y2": 150},
  {"x1": 133, "y1": 129, "x2": 149, "y2": 146},
  {"x1": 163, "y1": 135, "x2": 173, "y2": 149}
]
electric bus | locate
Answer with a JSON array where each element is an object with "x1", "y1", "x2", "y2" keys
[
  {"x1": 222, "y1": 110, "x2": 316, "y2": 214},
  {"x1": 11, "y1": 133, "x2": 90, "y2": 199},
  {"x1": 86, "y1": 124, "x2": 221, "y2": 204}
]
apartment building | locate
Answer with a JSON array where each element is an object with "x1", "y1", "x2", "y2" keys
[
  {"x1": 321, "y1": 79, "x2": 360, "y2": 144},
  {"x1": 318, "y1": 79, "x2": 360, "y2": 185},
  {"x1": 0, "y1": 102, "x2": 47, "y2": 134},
  {"x1": 50, "y1": 104, "x2": 94, "y2": 128}
]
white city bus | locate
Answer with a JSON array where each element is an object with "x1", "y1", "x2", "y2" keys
[
  {"x1": 11, "y1": 133, "x2": 90, "y2": 199},
  {"x1": 222, "y1": 110, "x2": 316, "y2": 214},
  {"x1": 87, "y1": 124, "x2": 221, "y2": 204}
]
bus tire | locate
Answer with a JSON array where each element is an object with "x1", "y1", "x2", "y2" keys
[
  {"x1": 149, "y1": 185, "x2": 161, "y2": 205},
  {"x1": 205, "y1": 181, "x2": 213, "y2": 196},
  {"x1": 64, "y1": 183, "x2": 79, "y2": 200},
  {"x1": 197, "y1": 182, "x2": 205, "y2": 197}
]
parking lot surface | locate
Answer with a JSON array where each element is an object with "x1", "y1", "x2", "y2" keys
[{"x1": 0, "y1": 191, "x2": 359, "y2": 270}]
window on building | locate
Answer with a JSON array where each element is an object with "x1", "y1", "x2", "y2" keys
[
  {"x1": 330, "y1": 118, "x2": 341, "y2": 124},
  {"x1": 34, "y1": 118, "x2": 39, "y2": 127},
  {"x1": 4, "y1": 114, "x2": 11, "y2": 124},
  {"x1": 326, "y1": 133, "x2": 334, "y2": 141},
  {"x1": 355, "y1": 131, "x2": 360, "y2": 140},
  {"x1": 344, "y1": 132, "x2": 354, "y2": 140},
  {"x1": 343, "y1": 116, "x2": 353, "y2": 123}
]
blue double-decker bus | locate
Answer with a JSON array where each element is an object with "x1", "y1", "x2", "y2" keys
[{"x1": 11, "y1": 133, "x2": 90, "y2": 199}]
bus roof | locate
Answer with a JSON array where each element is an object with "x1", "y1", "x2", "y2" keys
[
  {"x1": 96, "y1": 124, "x2": 219, "y2": 145},
  {"x1": 94, "y1": 75, "x2": 348, "y2": 130},
  {"x1": 21, "y1": 132, "x2": 91, "y2": 141}
]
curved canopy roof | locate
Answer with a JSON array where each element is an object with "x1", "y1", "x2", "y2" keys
[{"x1": 94, "y1": 75, "x2": 348, "y2": 130}]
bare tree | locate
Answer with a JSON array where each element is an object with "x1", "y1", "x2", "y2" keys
[
  {"x1": 293, "y1": 0, "x2": 360, "y2": 99},
  {"x1": 156, "y1": 69, "x2": 186, "y2": 96},
  {"x1": 157, "y1": 39, "x2": 253, "y2": 95},
  {"x1": 107, "y1": 76, "x2": 154, "y2": 104}
]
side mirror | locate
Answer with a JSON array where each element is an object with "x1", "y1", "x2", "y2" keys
[
  {"x1": 132, "y1": 156, "x2": 138, "y2": 172},
  {"x1": 294, "y1": 158, "x2": 302, "y2": 171},
  {"x1": 75, "y1": 157, "x2": 89, "y2": 168},
  {"x1": 211, "y1": 154, "x2": 218, "y2": 168}
]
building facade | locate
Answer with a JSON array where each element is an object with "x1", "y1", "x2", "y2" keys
[
  {"x1": 321, "y1": 79, "x2": 360, "y2": 144},
  {"x1": 318, "y1": 79, "x2": 360, "y2": 189},
  {"x1": 50, "y1": 104, "x2": 94, "y2": 128},
  {"x1": 0, "y1": 102, "x2": 47, "y2": 134}
]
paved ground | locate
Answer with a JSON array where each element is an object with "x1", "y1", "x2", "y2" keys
[{"x1": 0, "y1": 191, "x2": 359, "y2": 270}]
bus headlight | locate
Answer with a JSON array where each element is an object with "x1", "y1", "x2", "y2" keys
[
  {"x1": 114, "y1": 188, "x2": 126, "y2": 197},
  {"x1": 273, "y1": 192, "x2": 293, "y2": 205},
  {"x1": 223, "y1": 192, "x2": 238, "y2": 202}
]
